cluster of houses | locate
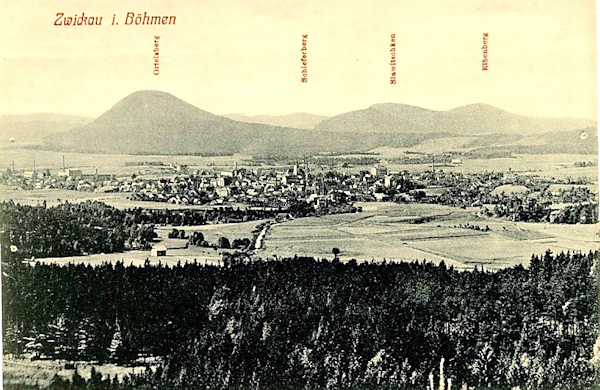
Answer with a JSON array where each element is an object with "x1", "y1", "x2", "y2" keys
[
  {"x1": 2, "y1": 168, "x2": 117, "y2": 192},
  {"x1": 3, "y1": 160, "x2": 596, "y2": 219},
  {"x1": 127, "y1": 163, "x2": 349, "y2": 207},
  {"x1": 124, "y1": 163, "x2": 477, "y2": 207}
]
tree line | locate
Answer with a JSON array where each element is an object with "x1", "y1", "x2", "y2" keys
[
  {"x1": 0, "y1": 201, "x2": 156, "y2": 259},
  {"x1": 167, "y1": 229, "x2": 252, "y2": 250},
  {"x1": 123, "y1": 206, "x2": 281, "y2": 226}
]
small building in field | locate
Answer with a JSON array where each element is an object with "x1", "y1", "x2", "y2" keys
[{"x1": 150, "y1": 245, "x2": 167, "y2": 257}]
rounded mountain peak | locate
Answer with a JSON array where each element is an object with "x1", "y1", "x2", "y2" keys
[
  {"x1": 448, "y1": 103, "x2": 508, "y2": 115},
  {"x1": 94, "y1": 90, "x2": 216, "y2": 125},
  {"x1": 120, "y1": 90, "x2": 183, "y2": 102}
]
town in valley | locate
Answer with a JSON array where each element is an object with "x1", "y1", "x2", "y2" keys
[{"x1": 1, "y1": 90, "x2": 598, "y2": 390}]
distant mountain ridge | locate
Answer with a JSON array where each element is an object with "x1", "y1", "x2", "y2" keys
[
  {"x1": 40, "y1": 90, "x2": 597, "y2": 156},
  {"x1": 0, "y1": 113, "x2": 92, "y2": 144},
  {"x1": 42, "y1": 91, "x2": 370, "y2": 156},
  {"x1": 316, "y1": 102, "x2": 595, "y2": 135},
  {"x1": 223, "y1": 113, "x2": 328, "y2": 130}
]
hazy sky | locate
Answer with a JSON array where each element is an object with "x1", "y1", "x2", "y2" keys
[{"x1": 1, "y1": 0, "x2": 597, "y2": 120}]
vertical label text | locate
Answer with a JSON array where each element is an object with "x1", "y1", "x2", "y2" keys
[
  {"x1": 390, "y1": 34, "x2": 396, "y2": 84},
  {"x1": 301, "y1": 35, "x2": 308, "y2": 82},
  {"x1": 482, "y1": 33, "x2": 488, "y2": 70}
]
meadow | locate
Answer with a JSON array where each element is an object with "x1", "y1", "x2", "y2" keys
[
  {"x1": 260, "y1": 202, "x2": 599, "y2": 270},
  {"x1": 28, "y1": 199, "x2": 598, "y2": 271},
  {"x1": 0, "y1": 147, "x2": 248, "y2": 173}
]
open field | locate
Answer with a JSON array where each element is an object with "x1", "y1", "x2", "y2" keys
[
  {"x1": 372, "y1": 151, "x2": 599, "y2": 181},
  {"x1": 3, "y1": 356, "x2": 155, "y2": 388},
  {"x1": 449, "y1": 154, "x2": 598, "y2": 181},
  {"x1": 37, "y1": 248, "x2": 223, "y2": 267},
  {"x1": 321, "y1": 152, "x2": 598, "y2": 182},
  {"x1": 33, "y1": 201, "x2": 598, "y2": 270},
  {"x1": 260, "y1": 202, "x2": 599, "y2": 270},
  {"x1": 0, "y1": 147, "x2": 251, "y2": 172}
]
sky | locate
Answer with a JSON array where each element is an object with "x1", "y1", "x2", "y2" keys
[{"x1": 0, "y1": 0, "x2": 597, "y2": 120}]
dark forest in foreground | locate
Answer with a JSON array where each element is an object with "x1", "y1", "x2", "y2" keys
[{"x1": 2, "y1": 251, "x2": 599, "y2": 389}]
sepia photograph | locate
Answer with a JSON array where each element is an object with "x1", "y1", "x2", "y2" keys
[{"x1": 0, "y1": 0, "x2": 598, "y2": 389}]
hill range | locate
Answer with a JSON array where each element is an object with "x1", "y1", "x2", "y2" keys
[
  {"x1": 315, "y1": 103, "x2": 594, "y2": 135},
  {"x1": 0, "y1": 114, "x2": 92, "y2": 145},
  {"x1": 37, "y1": 90, "x2": 597, "y2": 156}
]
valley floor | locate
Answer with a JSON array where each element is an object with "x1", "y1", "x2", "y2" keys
[{"x1": 33, "y1": 202, "x2": 599, "y2": 271}]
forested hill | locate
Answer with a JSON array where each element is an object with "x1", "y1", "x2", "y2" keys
[
  {"x1": 2, "y1": 251, "x2": 598, "y2": 389},
  {"x1": 41, "y1": 91, "x2": 365, "y2": 156},
  {"x1": 315, "y1": 103, "x2": 596, "y2": 135}
]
